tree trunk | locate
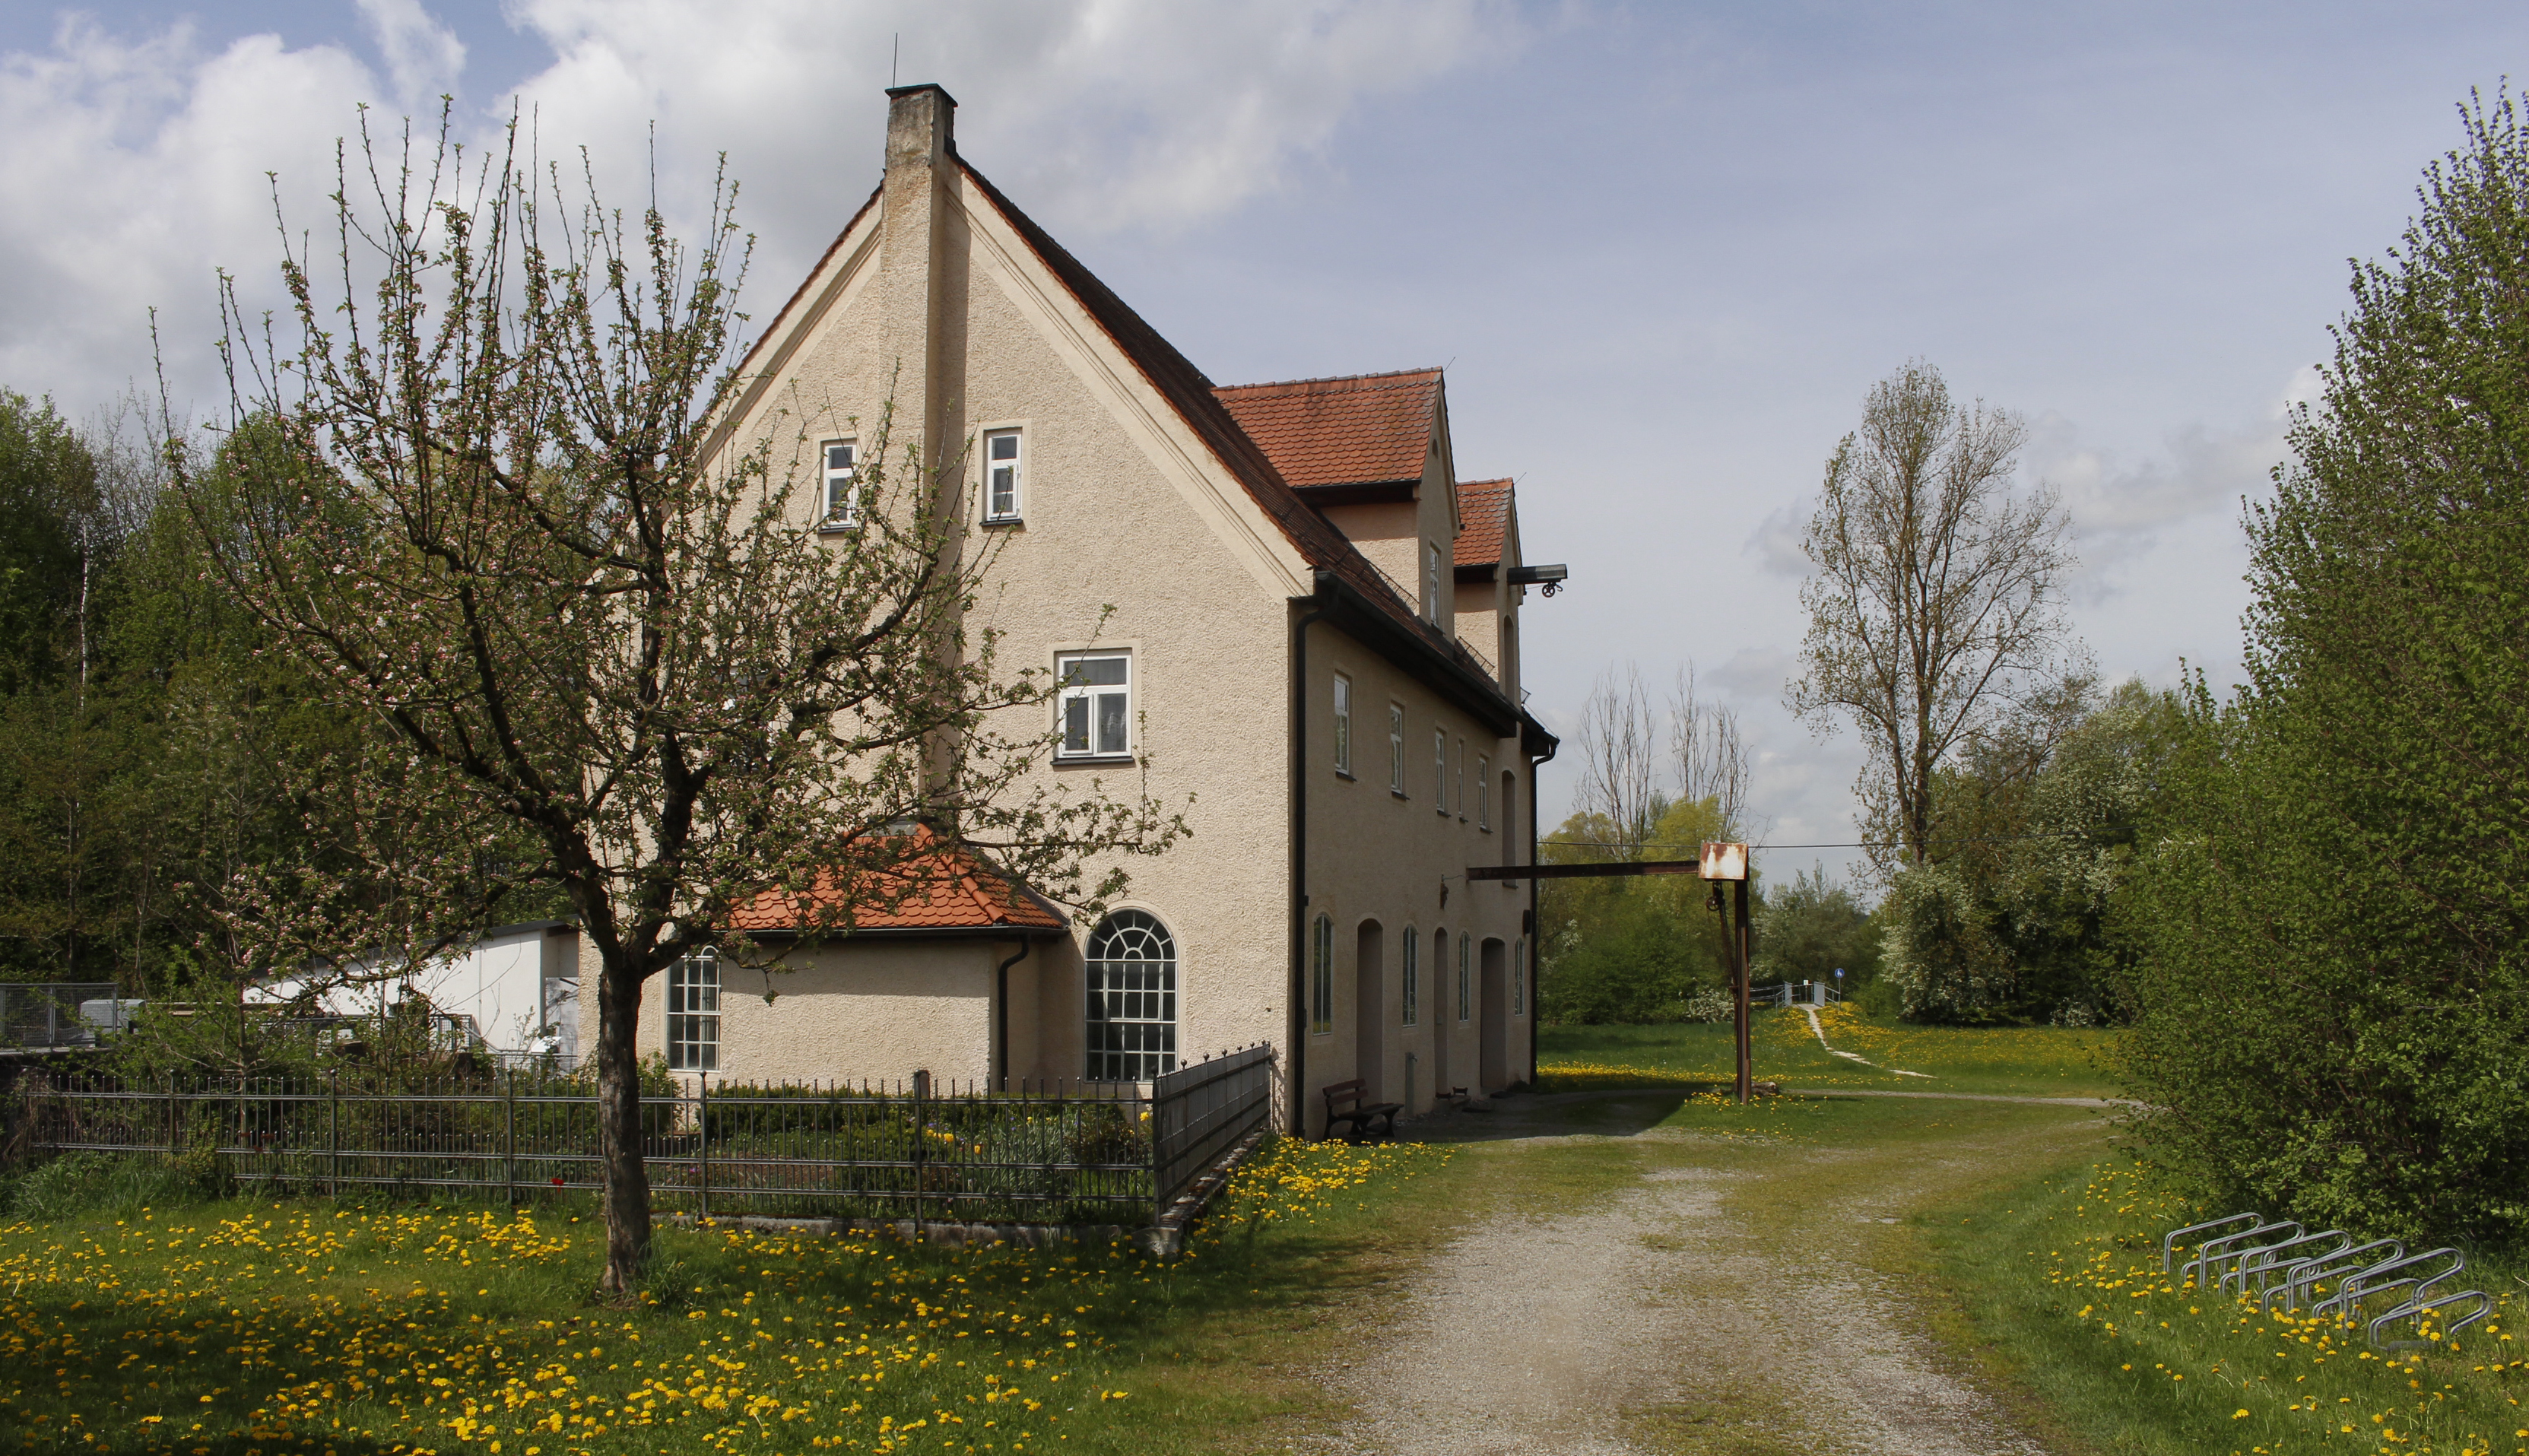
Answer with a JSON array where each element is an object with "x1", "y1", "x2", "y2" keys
[{"x1": 595, "y1": 960, "x2": 652, "y2": 1296}]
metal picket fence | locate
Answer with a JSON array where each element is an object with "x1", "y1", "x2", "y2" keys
[
  {"x1": 0, "y1": 983, "x2": 119, "y2": 1049},
  {"x1": 13, "y1": 1042, "x2": 1274, "y2": 1226}
]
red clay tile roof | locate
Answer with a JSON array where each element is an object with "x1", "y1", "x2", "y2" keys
[
  {"x1": 1455, "y1": 477, "x2": 1514, "y2": 567},
  {"x1": 729, "y1": 831, "x2": 1065, "y2": 935},
  {"x1": 1211, "y1": 370, "x2": 1441, "y2": 490}
]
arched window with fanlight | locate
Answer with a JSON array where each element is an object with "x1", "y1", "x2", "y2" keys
[{"x1": 1085, "y1": 910, "x2": 1178, "y2": 1080}]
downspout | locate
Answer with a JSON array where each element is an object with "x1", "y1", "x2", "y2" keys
[
  {"x1": 993, "y1": 940, "x2": 1030, "y2": 1090},
  {"x1": 1290, "y1": 572, "x2": 1337, "y2": 1137},
  {"x1": 1528, "y1": 728, "x2": 1555, "y2": 1088}
]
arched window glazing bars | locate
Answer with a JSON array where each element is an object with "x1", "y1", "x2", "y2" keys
[{"x1": 1086, "y1": 910, "x2": 1178, "y2": 1080}]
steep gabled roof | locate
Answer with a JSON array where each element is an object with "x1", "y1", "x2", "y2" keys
[
  {"x1": 1212, "y1": 370, "x2": 1442, "y2": 490},
  {"x1": 730, "y1": 829, "x2": 1066, "y2": 935},
  {"x1": 1455, "y1": 477, "x2": 1515, "y2": 568}
]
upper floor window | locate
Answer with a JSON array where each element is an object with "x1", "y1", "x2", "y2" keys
[
  {"x1": 666, "y1": 948, "x2": 721, "y2": 1071},
  {"x1": 1332, "y1": 674, "x2": 1352, "y2": 776},
  {"x1": 1433, "y1": 728, "x2": 1448, "y2": 816},
  {"x1": 983, "y1": 429, "x2": 1023, "y2": 522},
  {"x1": 1388, "y1": 706, "x2": 1405, "y2": 793},
  {"x1": 1423, "y1": 541, "x2": 1442, "y2": 623},
  {"x1": 1057, "y1": 652, "x2": 1131, "y2": 759},
  {"x1": 1512, "y1": 938, "x2": 1528, "y2": 1018},
  {"x1": 1086, "y1": 909, "x2": 1176, "y2": 1080},
  {"x1": 1456, "y1": 738, "x2": 1467, "y2": 820},
  {"x1": 1311, "y1": 913, "x2": 1334, "y2": 1036},
  {"x1": 1477, "y1": 756, "x2": 1491, "y2": 830},
  {"x1": 1401, "y1": 926, "x2": 1420, "y2": 1027},
  {"x1": 822, "y1": 440, "x2": 860, "y2": 527}
]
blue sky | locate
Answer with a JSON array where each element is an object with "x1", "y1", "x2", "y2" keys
[{"x1": 5, "y1": 1, "x2": 2522, "y2": 877}]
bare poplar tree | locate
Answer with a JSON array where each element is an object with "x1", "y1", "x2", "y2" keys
[
  {"x1": 171, "y1": 113, "x2": 1183, "y2": 1295},
  {"x1": 1670, "y1": 664, "x2": 1748, "y2": 839},
  {"x1": 1785, "y1": 362, "x2": 2079, "y2": 874},
  {"x1": 1572, "y1": 663, "x2": 1663, "y2": 857}
]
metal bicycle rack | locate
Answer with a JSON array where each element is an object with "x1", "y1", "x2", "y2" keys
[{"x1": 2166, "y1": 1213, "x2": 2494, "y2": 1350}]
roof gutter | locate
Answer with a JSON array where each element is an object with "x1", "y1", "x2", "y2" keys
[
  {"x1": 1309, "y1": 571, "x2": 1518, "y2": 738},
  {"x1": 737, "y1": 923, "x2": 1069, "y2": 944}
]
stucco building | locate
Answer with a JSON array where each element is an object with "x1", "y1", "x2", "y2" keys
[{"x1": 585, "y1": 84, "x2": 1560, "y2": 1136}]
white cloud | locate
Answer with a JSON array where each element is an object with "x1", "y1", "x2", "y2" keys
[
  {"x1": 357, "y1": 0, "x2": 465, "y2": 109},
  {"x1": 1744, "y1": 500, "x2": 1808, "y2": 577},
  {"x1": 0, "y1": 0, "x2": 1520, "y2": 419}
]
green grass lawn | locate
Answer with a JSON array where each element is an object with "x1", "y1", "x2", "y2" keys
[
  {"x1": 0, "y1": 1137, "x2": 1454, "y2": 1456},
  {"x1": 1928, "y1": 1157, "x2": 2529, "y2": 1456},
  {"x1": 1537, "y1": 1004, "x2": 2124, "y2": 1099}
]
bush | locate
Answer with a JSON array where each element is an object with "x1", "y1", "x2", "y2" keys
[
  {"x1": 2119, "y1": 94, "x2": 2529, "y2": 1243},
  {"x1": 11, "y1": 1152, "x2": 206, "y2": 1220}
]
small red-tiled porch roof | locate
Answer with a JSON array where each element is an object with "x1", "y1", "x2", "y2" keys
[
  {"x1": 1211, "y1": 369, "x2": 1442, "y2": 490},
  {"x1": 1455, "y1": 477, "x2": 1514, "y2": 567},
  {"x1": 730, "y1": 831, "x2": 1066, "y2": 936}
]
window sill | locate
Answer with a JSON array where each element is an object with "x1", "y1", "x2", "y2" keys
[
  {"x1": 1333, "y1": 769, "x2": 1357, "y2": 782},
  {"x1": 1391, "y1": 789, "x2": 1410, "y2": 801},
  {"x1": 1055, "y1": 753, "x2": 1138, "y2": 769},
  {"x1": 815, "y1": 520, "x2": 863, "y2": 536},
  {"x1": 981, "y1": 515, "x2": 1025, "y2": 529}
]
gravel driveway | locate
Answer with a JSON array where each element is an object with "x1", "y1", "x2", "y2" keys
[{"x1": 1307, "y1": 1092, "x2": 2094, "y2": 1456}]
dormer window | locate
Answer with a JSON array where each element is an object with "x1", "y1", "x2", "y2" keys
[
  {"x1": 822, "y1": 440, "x2": 860, "y2": 527},
  {"x1": 1423, "y1": 541, "x2": 1442, "y2": 623},
  {"x1": 984, "y1": 429, "x2": 1023, "y2": 522}
]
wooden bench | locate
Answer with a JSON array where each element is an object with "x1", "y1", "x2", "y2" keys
[{"x1": 1321, "y1": 1078, "x2": 1403, "y2": 1143}]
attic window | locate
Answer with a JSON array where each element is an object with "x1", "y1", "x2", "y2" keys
[
  {"x1": 1423, "y1": 541, "x2": 1442, "y2": 623},
  {"x1": 822, "y1": 440, "x2": 859, "y2": 527},
  {"x1": 983, "y1": 429, "x2": 1022, "y2": 522}
]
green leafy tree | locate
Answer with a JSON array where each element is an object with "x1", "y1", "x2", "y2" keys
[
  {"x1": 2119, "y1": 91, "x2": 2529, "y2": 1240},
  {"x1": 1537, "y1": 796, "x2": 1735, "y2": 1023},
  {"x1": 1881, "y1": 678, "x2": 2179, "y2": 1023},
  {"x1": 1751, "y1": 864, "x2": 1880, "y2": 991}
]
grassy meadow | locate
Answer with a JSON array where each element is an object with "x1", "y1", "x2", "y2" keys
[
  {"x1": 0, "y1": 1137, "x2": 1452, "y2": 1456},
  {"x1": 1931, "y1": 1156, "x2": 2529, "y2": 1456},
  {"x1": 1537, "y1": 1002, "x2": 2122, "y2": 1098}
]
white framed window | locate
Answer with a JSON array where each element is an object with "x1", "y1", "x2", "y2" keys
[
  {"x1": 1457, "y1": 933, "x2": 1471, "y2": 1023},
  {"x1": 1513, "y1": 938, "x2": 1527, "y2": 1017},
  {"x1": 821, "y1": 439, "x2": 860, "y2": 527},
  {"x1": 1456, "y1": 738, "x2": 1467, "y2": 820},
  {"x1": 1433, "y1": 728, "x2": 1448, "y2": 815},
  {"x1": 1311, "y1": 913, "x2": 1334, "y2": 1036},
  {"x1": 1401, "y1": 926, "x2": 1420, "y2": 1027},
  {"x1": 1332, "y1": 674, "x2": 1352, "y2": 776},
  {"x1": 1086, "y1": 910, "x2": 1176, "y2": 1080},
  {"x1": 983, "y1": 428, "x2": 1023, "y2": 522},
  {"x1": 1423, "y1": 541, "x2": 1442, "y2": 623},
  {"x1": 1388, "y1": 705, "x2": 1405, "y2": 793},
  {"x1": 666, "y1": 948, "x2": 721, "y2": 1071},
  {"x1": 1477, "y1": 756, "x2": 1491, "y2": 830},
  {"x1": 1057, "y1": 652, "x2": 1132, "y2": 758}
]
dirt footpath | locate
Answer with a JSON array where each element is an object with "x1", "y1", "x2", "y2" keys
[{"x1": 1310, "y1": 1093, "x2": 2102, "y2": 1456}]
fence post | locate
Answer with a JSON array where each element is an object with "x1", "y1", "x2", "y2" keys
[
  {"x1": 503, "y1": 1067, "x2": 517, "y2": 1207},
  {"x1": 163, "y1": 1071, "x2": 176, "y2": 1166},
  {"x1": 328, "y1": 1069, "x2": 340, "y2": 1201},
  {"x1": 696, "y1": 1072, "x2": 709, "y2": 1224},
  {"x1": 912, "y1": 1069, "x2": 929, "y2": 1236},
  {"x1": 1148, "y1": 1073, "x2": 1165, "y2": 1224}
]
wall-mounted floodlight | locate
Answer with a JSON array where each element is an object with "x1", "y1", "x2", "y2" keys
[{"x1": 1507, "y1": 563, "x2": 1569, "y2": 597}]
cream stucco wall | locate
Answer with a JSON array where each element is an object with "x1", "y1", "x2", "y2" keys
[{"x1": 586, "y1": 90, "x2": 1538, "y2": 1129}]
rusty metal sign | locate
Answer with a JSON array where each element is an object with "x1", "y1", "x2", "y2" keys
[{"x1": 1699, "y1": 841, "x2": 1748, "y2": 881}]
